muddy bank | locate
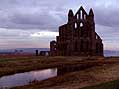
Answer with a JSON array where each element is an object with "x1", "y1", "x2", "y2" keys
[
  {"x1": 0, "y1": 56, "x2": 103, "y2": 77},
  {"x1": 12, "y1": 60, "x2": 119, "y2": 89}
]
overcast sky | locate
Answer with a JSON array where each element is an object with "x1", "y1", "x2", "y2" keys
[{"x1": 0, "y1": 0, "x2": 118, "y2": 51}]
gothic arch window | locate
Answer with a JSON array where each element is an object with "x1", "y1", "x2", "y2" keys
[
  {"x1": 54, "y1": 42, "x2": 56, "y2": 46},
  {"x1": 80, "y1": 22, "x2": 84, "y2": 37},
  {"x1": 96, "y1": 35, "x2": 98, "y2": 39},
  {"x1": 84, "y1": 14, "x2": 86, "y2": 19},
  {"x1": 80, "y1": 10, "x2": 83, "y2": 19},
  {"x1": 77, "y1": 14, "x2": 79, "y2": 19},
  {"x1": 80, "y1": 22, "x2": 83, "y2": 27},
  {"x1": 75, "y1": 23, "x2": 77, "y2": 29}
]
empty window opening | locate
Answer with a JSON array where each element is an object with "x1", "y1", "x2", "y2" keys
[
  {"x1": 77, "y1": 14, "x2": 79, "y2": 19},
  {"x1": 46, "y1": 52, "x2": 49, "y2": 56},
  {"x1": 84, "y1": 14, "x2": 86, "y2": 19},
  {"x1": 80, "y1": 10, "x2": 83, "y2": 19},
  {"x1": 54, "y1": 43, "x2": 56, "y2": 46},
  {"x1": 96, "y1": 35, "x2": 98, "y2": 39},
  {"x1": 80, "y1": 23, "x2": 83, "y2": 27},
  {"x1": 75, "y1": 23, "x2": 77, "y2": 29}
]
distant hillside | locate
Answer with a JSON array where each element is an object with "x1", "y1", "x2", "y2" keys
[
  {"x1": 104, "y1": 50, "x2": 119, "y2": 57},
  {"x1": 0, "y1": 48, "x2": 50, "y2": 54},
  {"x1": 0, "y1": 48, "x2": 118, "y2": 57}
]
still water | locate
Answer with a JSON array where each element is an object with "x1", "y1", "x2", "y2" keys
[{"x1": 0, "y1": 68, "x2": 57, "y2": 88}]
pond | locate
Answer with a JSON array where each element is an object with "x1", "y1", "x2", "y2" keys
[
  {"x1": 0, "y1": 68, "x2": 57, "y2": 88},
  {"x1": 0, "y1": 62, "x2": 96, "y2": 88}
]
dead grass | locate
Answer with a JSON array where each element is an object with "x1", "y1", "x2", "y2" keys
[
  {"x1": 0, "y1": 55, "x2": 119, "y2": 89},
  {"x1": 0, "y1": 56, "x2": 98, "y2": 77},
  {"x1": 11, "y1": 57, "x2": 119, "y2": 89}
]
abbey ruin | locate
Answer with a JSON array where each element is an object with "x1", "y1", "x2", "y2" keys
[{"x1": 50, "y1": 6, "x2": 103, "y2": 56}]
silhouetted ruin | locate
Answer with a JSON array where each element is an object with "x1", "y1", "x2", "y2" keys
[
  {"x1": 50, "y1": 6, "x2": 103, "y2": 56},
  {"x1": 35, "y1": 50, "x2": 39, "y2": 56},
  {"x1": 40, "y1": 51, "x2": 50, "y2": 56}
]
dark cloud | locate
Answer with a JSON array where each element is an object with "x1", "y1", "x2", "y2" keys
[
  {"x1": 94, "y1": 8, "x2": 119, "y2": 27},
  {"x1": 10, "y1": 11, "x2": 64, "y2": 30},
  {"x1": 0, "y1": 0, "x2": 118, "y2": 50},
  {"x1": 0, "y1": 0, "x2": 67, "y2": 30},
  {"x1": 1, "y1": 0, "x2": 119, "y2": 30},
  {"x1": 0, "y1": 0, "x2": 118, "y2": 30}
]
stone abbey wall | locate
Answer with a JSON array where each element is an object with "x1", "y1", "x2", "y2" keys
[{"x1": 50, "y1": 6, "x2": 103, "y2": 56}]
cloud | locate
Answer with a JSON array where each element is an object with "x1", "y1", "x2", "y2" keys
[
  {"x1": 96, "y1": 24, "x2": 119, "y2": 51},
  {"x1": 0, "y1": 0, "x2": 118, "y2": 50},
  {"x1": 0, "y1": 0, "x2": 119, "y2": 30},
  {"x1": 30, "y1": 31, "x2": 59, "y2": 38},
  {"x1": 0, "y1": 0, "x2": 66, "y2": 30},
  {"x1": 94, "y1": 8, "x2": 119, "y2": 27},
  {"x1": 0, "y1": 28, "x2": 54, "y2": 49}
]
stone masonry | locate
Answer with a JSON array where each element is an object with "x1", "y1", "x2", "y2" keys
[{"x1": 50, "y1": 6, "x2": 103, "y2": 56}]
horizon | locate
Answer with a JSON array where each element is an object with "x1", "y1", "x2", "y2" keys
[
  {"x1": 0, "y1": 0, "x2": 118, "y2": 51},
  {"x1": 0, "y1": 48, "x2": 118, "y2": 57},
  {"x1": 0, "y1": 47, "x2": 118, "y2": 51}
]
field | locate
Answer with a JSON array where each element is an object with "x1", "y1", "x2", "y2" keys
[
  {"x1": 81, "y1": 80, "x2": 119, "y2": 89},
  {"x1": 0, "y1": 55, "x2": 103, "y2": 77},
  {"x1": 0, "y1": 55, "x2": 119, "y2": 89},
  {"x1": 12, "y1": 57, "x2": 119, "y2": 89}
]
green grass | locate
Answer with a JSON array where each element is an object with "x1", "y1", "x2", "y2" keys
[{"x1": 81, "y1": 80, "x2": 119, "y2": 89}]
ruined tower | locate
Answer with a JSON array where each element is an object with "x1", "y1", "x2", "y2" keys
[{"x1": 50, "y1": 6, "x2": 103, "y2": 56}]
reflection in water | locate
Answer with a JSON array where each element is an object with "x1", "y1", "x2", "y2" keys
[
  {"x1": 0, "y1": 63, "x2": 96, "y2": 88},
  {"x1": 0, "y1": 68, "x2": 57, "y2": 88}
]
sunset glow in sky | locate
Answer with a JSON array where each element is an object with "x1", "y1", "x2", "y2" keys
[{"x1": 0, "y1": 0, "x2": 118, "y2": 51}]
